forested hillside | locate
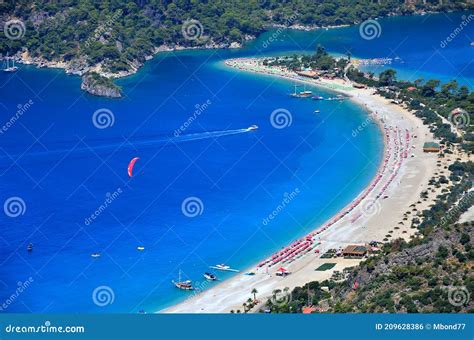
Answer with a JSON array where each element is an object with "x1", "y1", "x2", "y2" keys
[{"x1": 1, "y1": 0, "x2": 472, "y2": 76}]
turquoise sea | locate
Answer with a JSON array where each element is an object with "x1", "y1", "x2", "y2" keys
[{"x1": 0, "y1": 11, "x2": 472, "y2": 313}]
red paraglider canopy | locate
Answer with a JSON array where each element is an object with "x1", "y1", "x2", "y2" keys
[{"x1": 127, "y1": 157, "x2": 140, "y2": 177}]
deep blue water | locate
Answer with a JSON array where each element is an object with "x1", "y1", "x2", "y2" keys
[{"x1": 0, "y1": 11, "x2": 471, "y2": 313}]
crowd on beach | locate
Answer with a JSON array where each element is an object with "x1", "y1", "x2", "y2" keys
[
  {"x1": 256, "y1": 124, "x2": 413, "y2": 271},
  {"x1": 225, "y1": 58, "x2": 414, "y2": 273}
]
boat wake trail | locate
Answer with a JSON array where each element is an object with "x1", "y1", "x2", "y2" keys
[{"x1": 2, "y1": 127, "x2": 255, "y2": 161}]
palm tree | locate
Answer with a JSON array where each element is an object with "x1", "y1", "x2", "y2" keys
[
  {"x1": 242, "y1": 302, "x2": 247, "y2": 313},
  {"x1": 247, "y1": 297, "x2": 253, "y2": 310},
  {"x1": 251, "y1": 288, "x2": 258, "y2": 302}
]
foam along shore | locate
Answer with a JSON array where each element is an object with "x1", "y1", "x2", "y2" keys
[{"x1": 162, "y1": 57, "x2": 441, "y2": 313}]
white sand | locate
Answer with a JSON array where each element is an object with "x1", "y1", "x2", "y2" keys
[{"x1": 162, "y1": 58, "x2": 441, "y2": 313}]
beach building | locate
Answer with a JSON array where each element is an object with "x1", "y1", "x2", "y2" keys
[
  {"x1": 423, "y1": 142, "x2": 440, "y2": 153},
  {"x1": 302, "y1": 306, "x2": 317, "y2": 314},
  {"x1": 296, "y1": 70, "x2": 318, "y2": 78},
  {"x1": 342, "y1": 245, "x2": 367, "y2": 258}
]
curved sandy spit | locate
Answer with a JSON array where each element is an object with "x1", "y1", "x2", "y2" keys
[{"x1": 162, "y1": 58, "x2": 440, "y2": 313}]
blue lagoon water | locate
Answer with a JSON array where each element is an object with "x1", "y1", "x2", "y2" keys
[{"x1": 0, "y1": 11, "x2": 471, "y2": 312}]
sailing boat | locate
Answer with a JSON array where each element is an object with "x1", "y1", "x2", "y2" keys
[
  {"x1": 290, "y1": 82, "x2": 300, "y2": 97},
  {"x1": 3, "y1": 57, "x2": 18, "y2": 72},
  {"x1": 289, "y1": 82, "x2": 311, "y2": 98},
  {"x1": 172, "y1": 270, "x2": 194, "y2": 290}
]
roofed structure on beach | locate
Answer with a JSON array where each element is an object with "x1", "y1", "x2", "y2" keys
[
  {"x1": 342, "y1": 245, "x2": 367, "y2": 258},
  {"x1": 296, "y1": 70, "x2": 318, "y2": 78},
  {"x1": 302, "y1": 306, "x2": 317, "y2": 314},
  {"x1": 423, "y1": 142, "x2": 440, "y2": 153}
]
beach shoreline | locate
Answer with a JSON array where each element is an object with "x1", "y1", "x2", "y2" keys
[{"x1": 161, "y1": 58, "x2": 441, "y2": 313}]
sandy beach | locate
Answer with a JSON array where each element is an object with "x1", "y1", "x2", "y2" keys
[{"x1": 162, "y1": 58, "x2": 442, "y2": 313}]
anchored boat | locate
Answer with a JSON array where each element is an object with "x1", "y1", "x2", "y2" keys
[
  {"x1": 2, "y1": 57, "x2": 18, "y2": 72},
  {"x1": 203, "y1": 272, "x2": 217, "y2": 281},
  {"x1": 172, "y1": 270, "x2": 194, "y2": 290}
]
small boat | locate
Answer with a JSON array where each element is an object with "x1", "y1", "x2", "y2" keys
[
  {"x1": 27, "y1": 243, "x2": 33, "y2": 252},
  {"x1": 244, "y1": 272, "x2": 255, "y2": 276},
  {"x1": 314, "y1": 110, "x2": 320, "y2": 113},
  {"x1": 289, "y1": 83, "x2": 312, "y2": 98},
  {"x1": 312, "y1": 96, "x2": 324, "y2": 100},
  {"x1": 91, "y1": 253, "x2": 101, "y2": 258},
  {"x1": 203, "y1": 272, "x2": 217, "y2": 281},
  {"x1": 298, "y1": 90, "x2": 313, "y2": 97},
  {"x1": 210, "y1": 264, "x2": 240, "y2": 272},
  {"x1": 137, "y1": 246, "x2": 145, "y2": 251},
  {"x1": 172, "y1": 270, "x2": 194, "y2": 290},
  {"x1": 3, "y1": 57, "x2": 18, "y2": 72},
  {"x1": 248, "y1": 124, "x2": 258, "y2": 131}
]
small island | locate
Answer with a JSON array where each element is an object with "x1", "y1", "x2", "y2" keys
[
  {"x1": 1, "y1": 0, "x2": 472, "y2": 98},
  {"x1": 80, "y1": 73, "x2": 122, "y2": 98}
]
